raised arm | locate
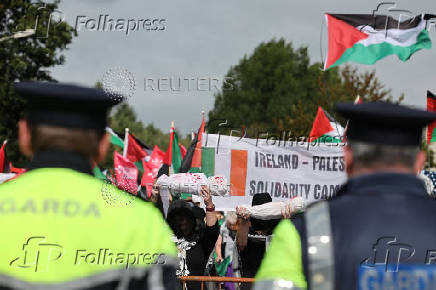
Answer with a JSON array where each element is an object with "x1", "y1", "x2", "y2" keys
[{"x1": 200, "y1": 186, "x2": 217, "y2": 227}]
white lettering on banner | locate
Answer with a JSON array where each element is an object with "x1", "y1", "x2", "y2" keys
[{"x1": 204, "y1": 134, "x2": 347, "y2": 210}]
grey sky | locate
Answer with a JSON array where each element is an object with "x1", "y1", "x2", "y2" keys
[{"x1": 49, "y1": 0, "x2": 436, "y2": 135}]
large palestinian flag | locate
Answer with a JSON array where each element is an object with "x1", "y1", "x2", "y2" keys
[{"x1": 324, "y1": 14, "x2": 432, "y2": 70}]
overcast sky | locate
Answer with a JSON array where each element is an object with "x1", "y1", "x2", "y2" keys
[{"x1": 49, "y1": 0, "x2": 436, "y2": 135}]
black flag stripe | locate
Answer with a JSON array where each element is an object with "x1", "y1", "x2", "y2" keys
[{"x1": 329, "y1": 14, "x2": 423, "y2": 30}]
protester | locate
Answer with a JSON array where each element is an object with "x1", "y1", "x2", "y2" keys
[
  {"x1": 255, "y1": 102, "x2": 436, "y2": 290},
  {"x1": 215, "y1": 211, "x2": 238, "y2": 290},
  {"x1": 236, "y1": 193, "x2": 280, "y2": 290},
  {"x1": 0, "y1": 82, "x2": 178, "y2": 289},
  {"x1": 167, "y1": 186, "x2": 219, "y2": 290}
]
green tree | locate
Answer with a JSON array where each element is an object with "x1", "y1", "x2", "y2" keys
[
  {"x1": 0, "y1": 0, "x2": 76, "y2": 166},
  {"x1": 209, "y1": 38, "x2": 403, "y2": 138}
]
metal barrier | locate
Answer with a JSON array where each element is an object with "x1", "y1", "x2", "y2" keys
[{"x1": 179, "y1": 276, "x2": 255, "y2": 290}]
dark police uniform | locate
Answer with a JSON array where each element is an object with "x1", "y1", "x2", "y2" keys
[
  {"x1": 0, "y1": 82, "x2": 178, "y2": 289},
  {"x1": 255, "y1": 102, "x2": 436, "y2": 290}
]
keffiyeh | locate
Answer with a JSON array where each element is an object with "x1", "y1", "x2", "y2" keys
[{"x1": 172, "y1": 236, "x2": 197, "y2": 276}]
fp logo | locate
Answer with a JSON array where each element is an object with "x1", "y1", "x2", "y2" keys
[
  {"x1": 10, "y1": 236, "x2": 63, "y2": 272},
  {"x1": 361, "y1": 236, "x2": 415, "y2": 272}
]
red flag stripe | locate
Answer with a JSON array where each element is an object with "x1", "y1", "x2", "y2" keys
[{"x1": 192, "y1": 116, "x2": 205, "y2": 168}]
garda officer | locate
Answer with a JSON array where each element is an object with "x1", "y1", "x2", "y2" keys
[
  {"x1": 0, "y1": 82, "x2": 178, "y2": 289},
  {"x1": 255, "y1": 102, "x2": 436, "y2": 290}
]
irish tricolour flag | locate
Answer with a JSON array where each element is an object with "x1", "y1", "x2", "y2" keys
[{"x1": 324, "y1": 14, "x2": 432, "y2": 70}]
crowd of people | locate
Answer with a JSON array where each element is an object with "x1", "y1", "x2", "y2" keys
[
  {"x1": 145, "y1": 175, "x2": 287, "y2": 290},
  {"x1": 2, "y1": 82, "x2": 436, "y2": 290}
]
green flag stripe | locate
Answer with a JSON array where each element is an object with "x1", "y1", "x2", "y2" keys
[
  {"x1": 188, "y1": 167, "x2": 202, "y2": 173},
  {"x1": 330, "y1": 29, "x2": 431, "y2": 69},
  {"x1": 92, "y1": 166, "x2": 106, "y2": 180},
  {"x1": 134, "y1": 161, "x2": 144, "y2": 173},
  {"x1": 201, "y1": 147, "x2": 215, "y2": 177},
  {"x1": 172, "y1": 132, "x2": 182, "y2": 173},
  {"x1": 431, "y1": 128, "x2": 436, "y2": 143},
  {"x1": 314, "y1": 135, "x2": 343, "y2": 144},
  {"x1": 110, "y1": 135, "x2": 124, "y2": 148}
]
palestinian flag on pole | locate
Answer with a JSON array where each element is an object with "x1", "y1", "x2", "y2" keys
[
  {"x1": 324, "y1": 14, "x2": 432, "y2": 70},
  {"x1": 126, "y1": 133, "x2": 148, "y2": 163},
  {"x1": 106, "y1": 127, "x2": 124, "y2": 148},
  {"x1": 180, "y1": 114, "x2": 205, "y2": 173},
  {"x1": 427, "y1": 91, "x2": 436, "y2": 144},
  {"x1": 141, "y1": 145, "x2": 165, "y2": 196},
  {"x1": 309, "y1": 107, "x2": 344, "y2": 143},
  {"x1": 163, "y1": 122, "x2": 183, "y2": 174}
]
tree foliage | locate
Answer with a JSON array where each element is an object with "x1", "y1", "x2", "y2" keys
[
  {"x1": 208, "y1": 38, "x2": 403, "y2": 138},
  {"x1": 0, "y1": 0, "x2": 76, "y2": 166}
]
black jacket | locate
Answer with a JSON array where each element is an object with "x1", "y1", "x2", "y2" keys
[{"x1": 293, "y1": 172, "x2": 436, "y2": 290}]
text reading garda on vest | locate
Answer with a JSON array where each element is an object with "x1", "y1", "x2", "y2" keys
[{"x1": 0, "y1": 199, "x2": 100, "y2": 218}]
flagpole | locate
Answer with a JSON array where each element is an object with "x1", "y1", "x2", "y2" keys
[
  {"x1": 123, "y1": 128, "x2": 129, "y2": 157},
  {"x1": 169, "y1": 122, "x2": 174, "y2": 175},
  {"x1": 201, "y1": 111, "x2": 208, "y2": 147},
  {"x1": 343, "y1": 96, "x2": 361, "y2": 140}
]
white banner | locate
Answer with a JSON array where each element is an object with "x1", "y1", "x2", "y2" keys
[{"x1": 203, "y1": 134, "x2": 347, "y2": 211}]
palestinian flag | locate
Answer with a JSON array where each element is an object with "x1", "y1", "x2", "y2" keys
[
  {"x1": 180, "y1": 115, "x2": 205, "y2": 173},
  {"x1": 126, "y1": 133, "x2": 148, "y2": 163},
  {"x1": 106, "y1": 127, "x2": 124, "y2": 148},
  {"x1": 141, "y1": 145, "x2": 165, "y2": 196},
  {"x1": 324, "y1": 14, "x2": 432, "y2": 70},
  {"x1": 113, "y1": 151, "x2": 138, "y2": 195},
  {"x1": 427, "y1": 91, "x2": 436, "y2": 144},
  {"x1": 141, "y1": 162, "x2": 154, "y2": 197},
  {"x1": 309, "y1": 107, "x2": 344, "y2": 143},
  {"x1": 164, "y1": 125, "x2": 183, "y2": 174}
]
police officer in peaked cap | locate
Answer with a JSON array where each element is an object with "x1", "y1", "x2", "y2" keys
[
  {"x1": 0, "y1": 82, "x2": 179, "y2": 289},
  {"x1": 254, "y1": 101, "x2": 436, "y2": 290}
]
